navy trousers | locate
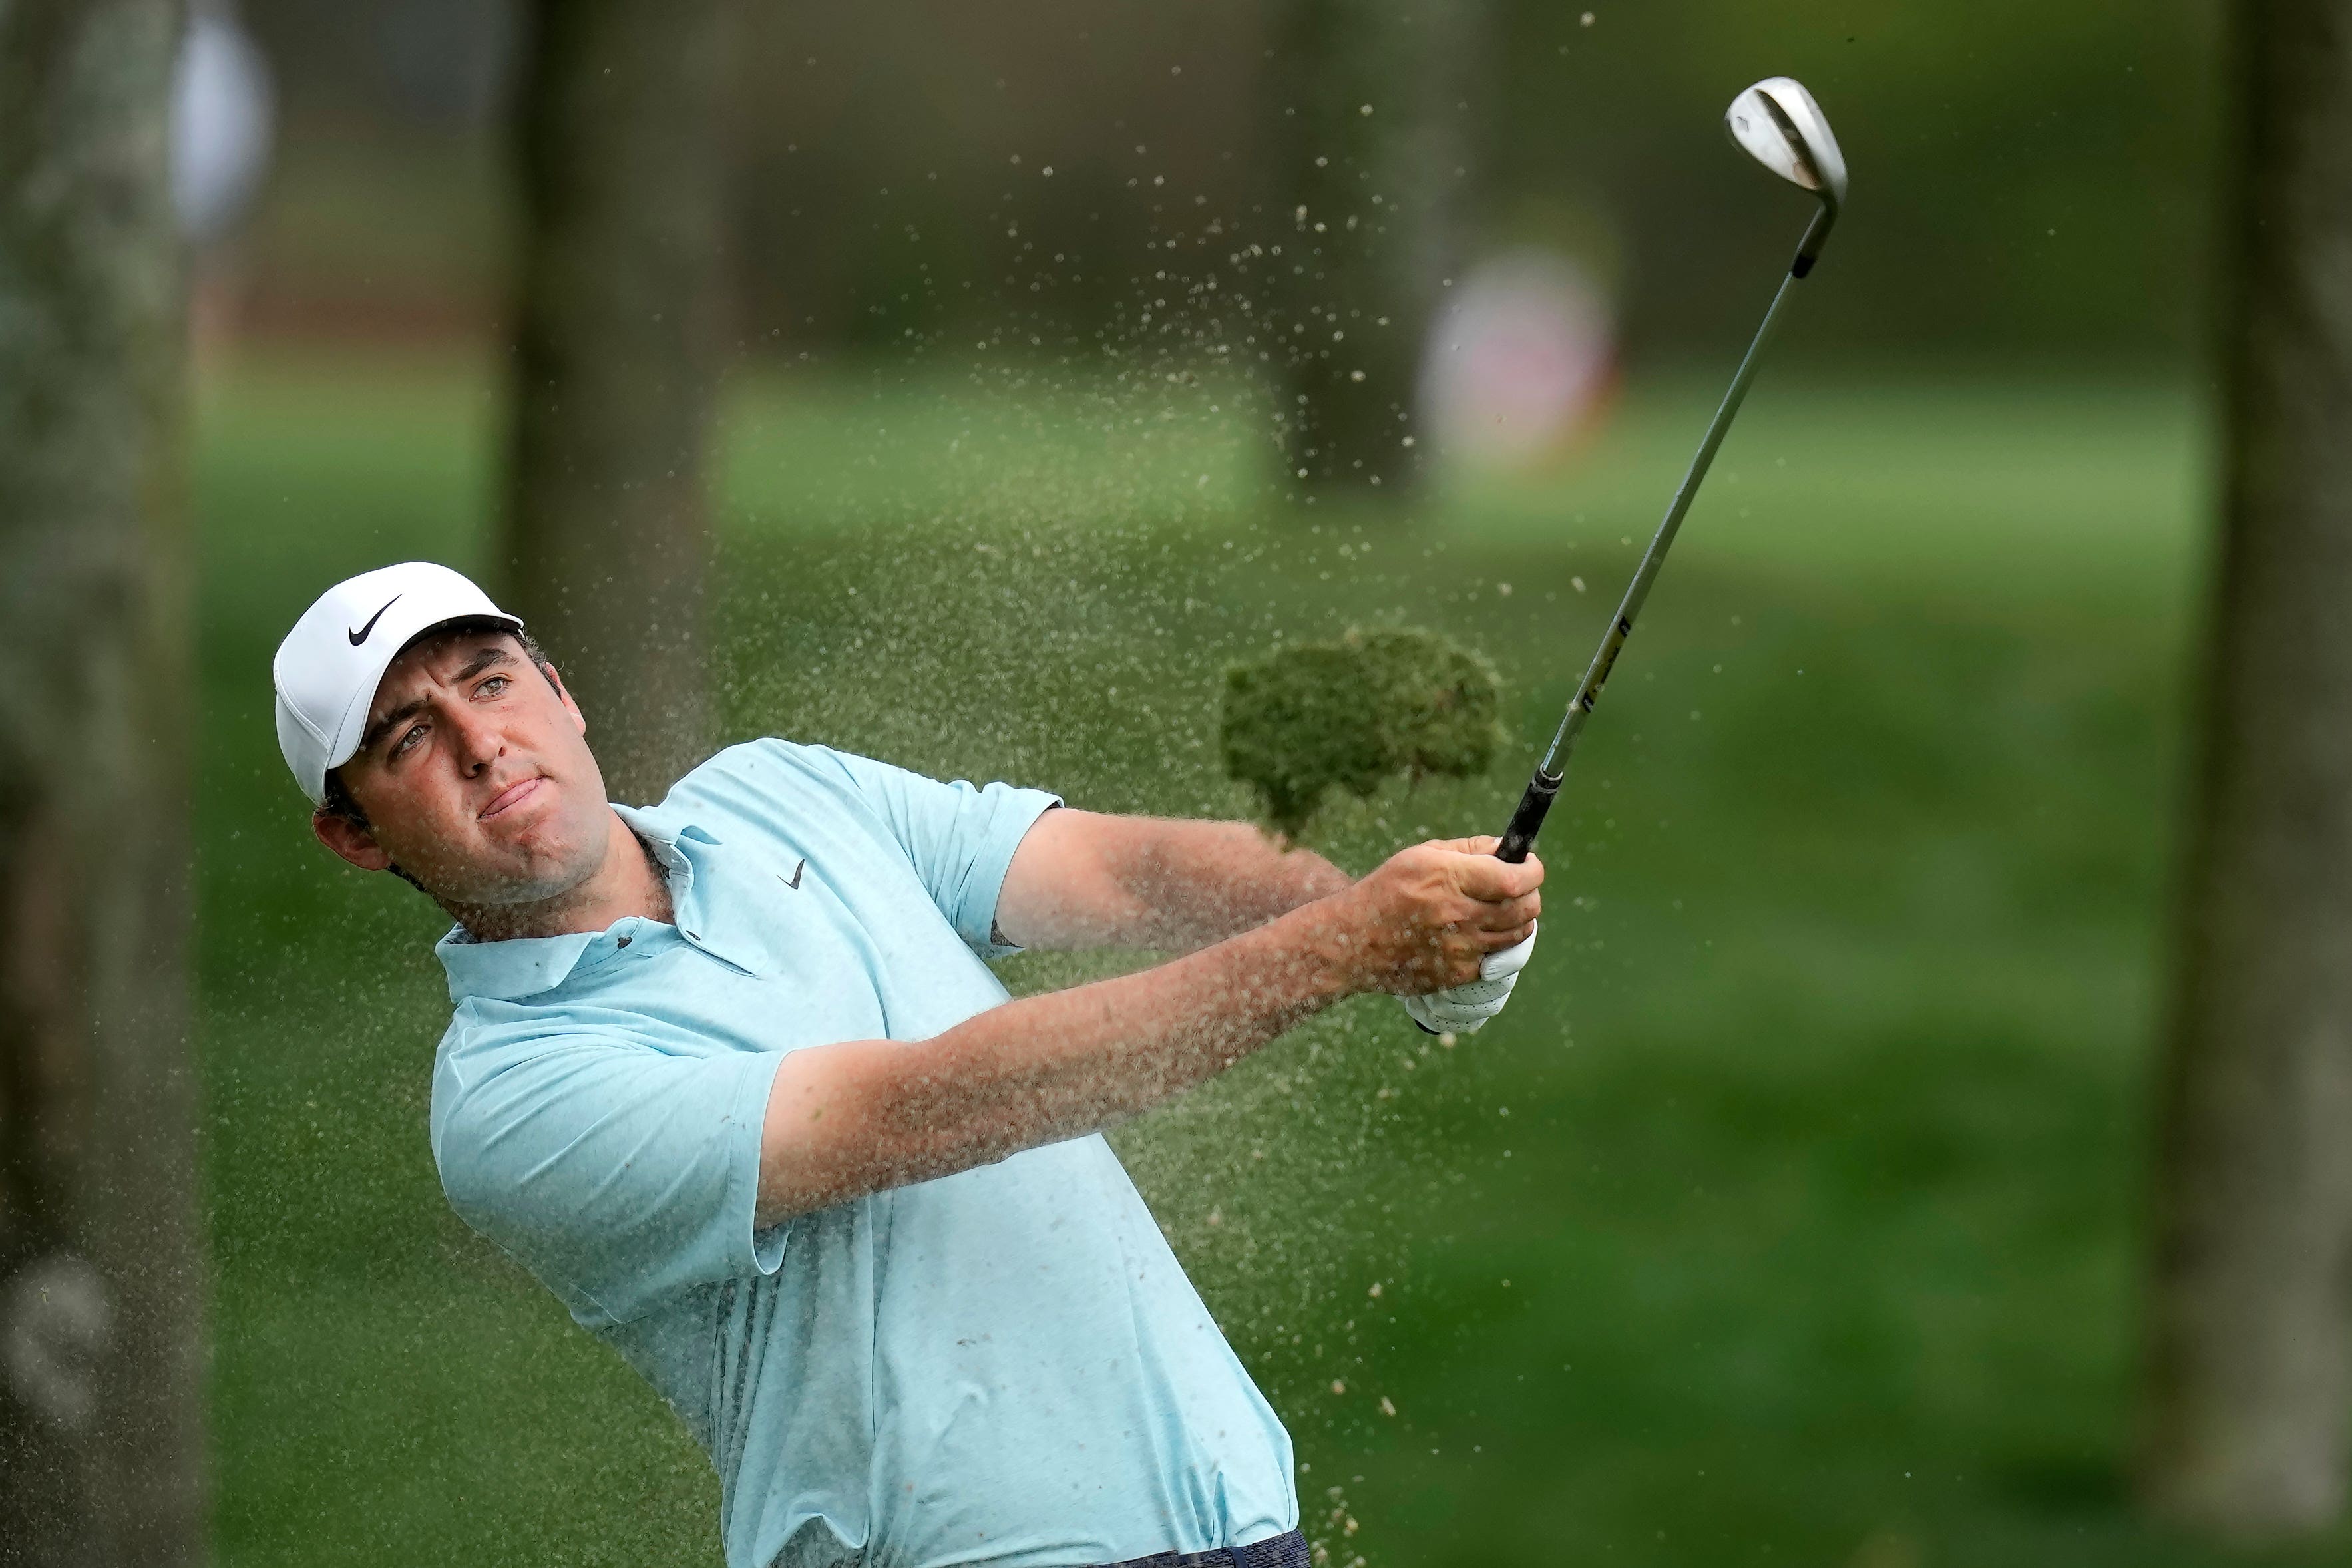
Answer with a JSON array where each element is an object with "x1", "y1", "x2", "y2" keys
[{"x1": 1097, "y1": 1530, "x2": 1313, "y2": 1568}]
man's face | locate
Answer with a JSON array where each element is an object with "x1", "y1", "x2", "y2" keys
[{"x1": 313, "y1": 630, "x2": 614, "y2": 908}]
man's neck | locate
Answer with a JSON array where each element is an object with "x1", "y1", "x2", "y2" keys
[{"x1": 444, "y1": 809, "x2": 674, "y2": 943}]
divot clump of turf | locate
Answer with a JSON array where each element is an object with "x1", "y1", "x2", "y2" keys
[{"x1": 1219, "y1": 627, "x2": 1505, "y2": 840}]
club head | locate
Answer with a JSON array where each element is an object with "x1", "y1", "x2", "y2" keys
[{"x1": 1725, "y1": 77, "x2": 1846, "y2": 272}]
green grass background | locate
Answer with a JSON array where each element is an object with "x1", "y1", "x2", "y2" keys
[{"x1": 194, "y1": 351, "x2": 2337, "y2": 1567}]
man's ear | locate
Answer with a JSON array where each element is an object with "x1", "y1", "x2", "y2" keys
[
  {"x1": 313, "y1": 809, "x2": 395, "y2": 873},
  {"x1": 540, "y1": 660, "x2": 586, "y2": 735}
]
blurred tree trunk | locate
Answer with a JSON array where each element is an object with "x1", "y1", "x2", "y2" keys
[
  {"x1": 1261, "y1": 0, "x2": 1482, "y2": 500},
  {"x1": 504, "y1": 0, "x2": 732, "y2": 802},
  {"x1": 0, "y1": 1, "x2": 204, "y2": 1563},
  {"x1": 2142, "y1": 0, "x2": 2352, "y2": 1537}
]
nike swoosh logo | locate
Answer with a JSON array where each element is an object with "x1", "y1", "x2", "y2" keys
[
  {"x1": 347, "y1": 595, "x2": 400, "y2": 646},
  {"x1": 780, "y1": 858, "x2": 806, "y2": 890}
]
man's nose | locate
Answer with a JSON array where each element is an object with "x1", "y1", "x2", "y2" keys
[{"x1": 446, "y1": 704, "x2": 505, "y2": 775}]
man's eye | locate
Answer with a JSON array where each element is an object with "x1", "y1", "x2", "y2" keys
[
  {"x1": 479, "y1": 675, "x2": 509, "y2": 697},
  {"x1": 392, "y1": 723, "x2": 427, "y2": 757}
]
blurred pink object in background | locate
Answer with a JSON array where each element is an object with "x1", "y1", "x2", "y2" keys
[{"x1": 1420, "y1": 248, "x2": 1617, "y2": 471}]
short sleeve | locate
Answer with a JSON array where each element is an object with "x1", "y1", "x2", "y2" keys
[
  {"x1": 431, "y1": 1034, "x2": 786, "y2": 1327},
  {"x1": 824, "y1": 750, "x2": 1060, "y2": 957}
]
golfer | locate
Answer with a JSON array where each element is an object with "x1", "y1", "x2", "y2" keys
[{"x1": 272, "y1": 561, "x2": 1542, "y2": 1568}]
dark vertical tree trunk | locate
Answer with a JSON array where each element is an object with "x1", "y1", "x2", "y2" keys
[
  {"x1": 504, "y1": 0, "x2": 731, "y2": 803},
  {"x1": 2142, "y1": 0, "x2": 2352, "y2": 1537},
  {"x1": 1261, "y1": 0, "x2": 1481, "y2": 500},
  {"x1": 0, "y1": 1, "x2": 203, "y2": 1563}
]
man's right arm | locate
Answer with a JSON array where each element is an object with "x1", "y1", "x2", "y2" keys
[{"x1": 752, "y1": 838, "x2": 1543, "y2": 1228}]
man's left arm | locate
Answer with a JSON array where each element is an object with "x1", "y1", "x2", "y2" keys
[{"x1": 994, "y1": 809, "x2": 1352, "y2": 953}]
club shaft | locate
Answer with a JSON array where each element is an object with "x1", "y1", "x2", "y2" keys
[{"x1": 1496, "y1": 262, "x2": 1807, "y2": 863}]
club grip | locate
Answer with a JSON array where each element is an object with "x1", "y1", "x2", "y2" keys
[{"x1": 1495, "y1": 771, "x2": 1559, "y2": 864}]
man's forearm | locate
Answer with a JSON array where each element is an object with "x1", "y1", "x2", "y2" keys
[
  {"x1": 757, "y1": 897, "x2": 1356, "y2": 1224},
  {"x1": 999, "y1": 810, "x2": 1352, "y2": 953},
  {"x1": 1112, "y1": 817, "x2": 1350, "y2": 948}
]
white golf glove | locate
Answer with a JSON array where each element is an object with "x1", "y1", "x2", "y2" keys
[{"x1": 1397, "y1": 922, "x2": 1537, "y2": 1036}]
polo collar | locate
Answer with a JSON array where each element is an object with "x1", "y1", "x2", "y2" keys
[{"x1": 435, "y1": 801, "x2": 735, "y2": 1004}]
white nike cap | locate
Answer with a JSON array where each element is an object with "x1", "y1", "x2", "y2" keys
[{"x1": 272, "y1": 562, "x2": 523, "y2": 805}]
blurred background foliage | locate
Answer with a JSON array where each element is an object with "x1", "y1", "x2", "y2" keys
[
  {"x1": 174, "y1": 2, "x2": 2334, "y2": 1567},
  {"x1": 232, "y1": 0, "x2": 2217, "y2": 364}
]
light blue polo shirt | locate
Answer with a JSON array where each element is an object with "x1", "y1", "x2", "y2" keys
[{"x1": 427, "y1": 740, "x2": 1297, "y2": 1568}]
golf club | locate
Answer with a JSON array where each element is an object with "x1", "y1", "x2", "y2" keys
[{"x1": 1494, "y1": 77, "x2": 1848, "y2": 865}]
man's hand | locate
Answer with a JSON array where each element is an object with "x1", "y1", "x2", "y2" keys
[
  {"x1": 1318, "y1": 837, "x2": 1543, "y2": 996},
  {"x1": 1399, "y1": 924, "x2": 1537, "y2": 1036}
]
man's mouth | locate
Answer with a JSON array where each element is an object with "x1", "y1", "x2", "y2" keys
[{"x1": 479, "y1": 777, "x2": 546, "y2": 821}]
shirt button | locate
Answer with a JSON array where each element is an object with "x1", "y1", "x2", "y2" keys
[{"x1": 616, "y1": 935, "x2": 631, "y2": 948}]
